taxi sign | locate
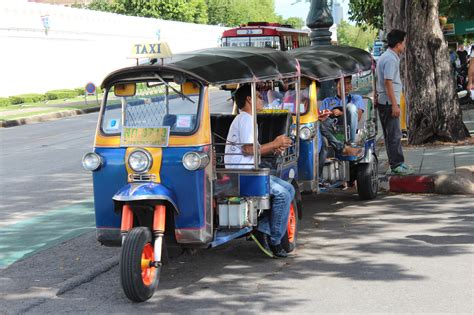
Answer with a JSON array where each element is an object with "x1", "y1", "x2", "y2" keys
[
  {"x1": 130, "y1": 42, "x2": 172, "y2": 59},
  {"x1": 121, "y1": 126, "x2": 170, "y2": 147}
]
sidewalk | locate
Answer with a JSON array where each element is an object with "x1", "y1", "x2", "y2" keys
[{"x1": 377, "y1": 143, "x2": 474, "y2": 195}]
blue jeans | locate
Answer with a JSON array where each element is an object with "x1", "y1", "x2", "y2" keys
[
  {"x1": 257, "y1": 176, "x2": 295, "y2": 246},
  {"x1": 347, "y1": 103, "x2": 359, "y2": 143}
]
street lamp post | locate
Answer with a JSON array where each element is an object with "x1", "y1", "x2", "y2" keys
[{"x1": 306, "y1": 0, "x2": 334, "y2": 46}]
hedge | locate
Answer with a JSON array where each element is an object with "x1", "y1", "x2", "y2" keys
[
  {"x1": 8, "y1": 93, "x2": 45, "y2": 104},
  {"x1": 45, "y1": 89, "x2": 78, "y2": 100},
  {"x1": 0, "y1": 97, "x2": 11, "y2": 106}
]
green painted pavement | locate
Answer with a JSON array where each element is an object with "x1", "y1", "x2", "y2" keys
[{"x1": 0, "y1": 201, "x2": 96, "y2": 269}]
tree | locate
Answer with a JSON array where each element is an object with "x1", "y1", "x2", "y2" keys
[
  {"x1": 87, "y1": 0, "x2": 208, "y2": 24},
  {"x1": 337, "y1": 20, "x2": 377, "y2": 50},
  {"x1": 206, "y1": 0, "x2": 280, "y2": 26},
  {"x1": 383, "y1": 0, "x2": 469, "y2": 144},
  {"x1": 283, "y1": 17, "x2": 305, "y2": 29}
]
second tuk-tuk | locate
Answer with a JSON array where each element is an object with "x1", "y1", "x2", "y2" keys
[
  {"x1": 288, "y1": 45, "x2": 379, "y2": 200},
  {"x1": 82, "y1": 47, "x2": 303, "y2": 302}
]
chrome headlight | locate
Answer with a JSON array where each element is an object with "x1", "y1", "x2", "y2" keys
[
  {"x1": 299, "y1": 126, "x2": 312, "y2": 140},
  {"x1": 182, "y1": 152, "x2": 210, "y2": 171},
  {"x1": 128, "y1": 149, "x2": 152, "y2": 173},
  {"x1": 82, "y1": 152, "x2": 102, "y2": 171}
]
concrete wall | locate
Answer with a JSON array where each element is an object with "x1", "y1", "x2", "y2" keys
[{"x1": 0, "y1": 1, "x2": 227, "y2": 97}]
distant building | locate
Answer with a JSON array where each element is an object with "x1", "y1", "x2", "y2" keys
[{"x1": 332, "y1": 1, "x2": 344, "y2": 25}]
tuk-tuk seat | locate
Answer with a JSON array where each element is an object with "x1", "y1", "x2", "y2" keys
[{"x1": 211, "y1": 112, "x2": 292, "y2": 168}]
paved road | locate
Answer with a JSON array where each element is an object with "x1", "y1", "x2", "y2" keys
[
  {"x1": 0, "y1": 193, "x2": 472, "y2": 313},
  {"x1": 0, "y1": 89, "x2": 233, "y2": 268}
]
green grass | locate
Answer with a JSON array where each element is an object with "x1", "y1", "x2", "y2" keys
[
  {"x1": 0, "y1": 104, "x2": 98, "y2": 121},
  {"x1": 0, "y1": 94, "x2": 102, "y2": 112}
]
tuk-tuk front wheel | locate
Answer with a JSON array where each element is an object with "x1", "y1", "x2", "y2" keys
[
  {"x1": 357, "y1": 155, "x2": 379, "y2": 200},
  {"x1": 120, "y1": 227, "x2": 160, "y2": 302},
  {"x1": 281, "y1": 199, "x2": 299, "y2": 253}
]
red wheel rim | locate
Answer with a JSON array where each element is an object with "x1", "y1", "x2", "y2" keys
[
  {"x1": 287, "y1": 203, "x2": 296, "y2": 243},
  {"x1": 141, "y1": 243, "x2": 156, "y2": 286}
]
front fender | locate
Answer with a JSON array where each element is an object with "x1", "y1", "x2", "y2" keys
[{"x1": 113, "y1": 182, "x2": 179, "y2": 214}]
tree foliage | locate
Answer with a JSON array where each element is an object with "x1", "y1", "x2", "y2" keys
[
  {"x1": 337, "y1": 20, "x2": 377, "y2": 50},
  {"x1": 348, "y1": 0, "x2": 474, "y2": 30},
  {"x1": 282, "y1": 17, "x2": 305, "y2": 29},
  {"x1": 206, "y1": 0, "x2": 280, "y2": 26},
  {"x1": 87, "y1": 0, "x2": 208, "y2": 24}
]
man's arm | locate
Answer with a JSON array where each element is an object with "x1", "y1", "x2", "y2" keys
[
  {"x1": 242, "y1": 135, "x2": 292, "y2": 156},
  {"x1": 384, "y1": 79, "x2": 400, "y2": 118}
]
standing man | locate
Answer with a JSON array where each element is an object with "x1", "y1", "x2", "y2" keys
[{"x1": 376, "y1": 29, "x2": 414, "y2": 175}]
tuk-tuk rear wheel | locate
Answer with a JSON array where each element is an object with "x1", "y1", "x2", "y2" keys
[
  {"x1": 120, "y1": 227, "x2": 160, "y2": 302},
  {"x1": 357, "y1": 155, "x2": 379, "y2": 200},
  {"x1": 281, "y1": 199, "x2": 298, "y2": 253}
]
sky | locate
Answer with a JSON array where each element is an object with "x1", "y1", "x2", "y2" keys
[{"x1": 274, "y1": 0, "x2": 350, "y2": 21}]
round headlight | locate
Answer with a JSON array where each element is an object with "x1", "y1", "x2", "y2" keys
[
  {"x1": 128, "y1": 150, "x2": 152, "y2": 173},
  {"x1": 299, "y1": 126, "x2": 312, "y2": 140},
  {"x1": 82, "y1": 152, "x2": 102, "y2": 171},
  {"x1": 182, "y1": 152, "x2": 210, "y2": 171}
]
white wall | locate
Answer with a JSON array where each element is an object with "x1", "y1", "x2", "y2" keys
[{"x1": 0, "y1": 1, "x2": 227, "y2": 97}]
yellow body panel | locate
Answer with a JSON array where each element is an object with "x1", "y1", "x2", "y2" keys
[
  {"x1": 400, "y1": 92, "x2": 407, "y2": 131},
  {"x1": 300, "y1": 81, "x2": 319, "y2": 124},
  {"x1": 125, "y1": 147, "x2": 163, "y2": 183}
]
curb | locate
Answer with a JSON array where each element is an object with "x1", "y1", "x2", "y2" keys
[
  {"x1": 0, "y1": 106, "x2": 100, "y2": 128},
  {"x1": 379, "y1": 173, "x2": 474, "y2": 195}
]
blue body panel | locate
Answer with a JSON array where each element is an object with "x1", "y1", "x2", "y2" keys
[
  {"x1": 240, "y1": 174, "x2": 270, "y2": 197},
  {"x1": 93, "y1": 146, "x2": 208, "y2": 231},
  {"x1": 160, "y1": 146, "x2": 207, "y2": 229},
  {"x1": 298, "y1": 139, "x2": 316, "y2": 181},
  {"x1": 280, "y1": 162, "x2": 298, "y2": 182},
  {"x1": 93, "y1": 148, "x2": 128, "y2": 229}
]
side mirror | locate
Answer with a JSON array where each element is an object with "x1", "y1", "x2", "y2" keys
[
  {"x1": 182, "y1": 82, "x2": 199, "y2": 95},
  {"x1": 114, "y1": 83, "x2": 136, "y2": 97}
]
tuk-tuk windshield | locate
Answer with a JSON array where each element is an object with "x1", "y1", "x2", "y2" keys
[{"x1": 101, "y1": 81, "x2": 201, "y2": 136}]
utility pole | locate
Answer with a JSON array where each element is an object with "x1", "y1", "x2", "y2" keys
[{"x1": 306, "y1": 0, "x2": 334, "y2": 46}]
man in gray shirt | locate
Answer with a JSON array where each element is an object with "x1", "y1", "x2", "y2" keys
[{"x1": 376, "y1": 29, "x2": 414, "y2": 175}]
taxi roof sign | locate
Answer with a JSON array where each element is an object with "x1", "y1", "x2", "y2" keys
[{"x1": 130, "y1": 42, "x2": 172, "y2": 59}]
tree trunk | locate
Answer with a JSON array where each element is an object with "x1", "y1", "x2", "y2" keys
[{"x1": 383, "y1": 0, "x2": 470, "y2": 144}]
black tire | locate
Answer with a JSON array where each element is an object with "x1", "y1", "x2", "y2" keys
[
  {"x1": 357, "y1": 155, "x2": 378, "y2": 200},
  {"x1": 281, "y1": 199, "x2": 299, "y2": 253},
  {"x1": 120, "y1": 227, "x2": 160, "y2": 302}
]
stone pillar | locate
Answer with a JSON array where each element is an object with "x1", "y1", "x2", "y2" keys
[{"x1": 306, "y1": 0, "x2": 334, "y2": 46}]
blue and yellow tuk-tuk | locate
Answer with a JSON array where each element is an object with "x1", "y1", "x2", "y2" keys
[
  {"x1": 288, "y1": 46, "x2": 379, "y2": 199},
  {"x1": 82, "y1": 47, "x2": 302, "y2": 302}
]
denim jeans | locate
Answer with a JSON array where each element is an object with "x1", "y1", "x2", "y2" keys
[
  {"x1": 347, "y1": 103, "x2": 359, "y2": 143},
  {"x1": 378, "y1": 105, "x2": 405, "y2": 168},
  {"x1": 257, "y1": 176, "x2": 295, "y2": 246}
]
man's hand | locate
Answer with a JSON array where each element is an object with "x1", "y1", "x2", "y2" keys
[
  {"x1": 391, "y1": 104, "x2": 400, "y2": 118},
  {"x1": 318, "y1": 109, "x2": 331, "y2": 121},
  {"x1": 332, "y1": 108, "x2": 343, "y2": 117},
  {"x1": 273, "y1": 135, "x2": 292, "y2": 150}
]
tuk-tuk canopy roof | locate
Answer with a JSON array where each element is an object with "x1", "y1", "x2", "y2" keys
[
  {"x1": 289, "y1": 45, "x2": 373, "y2": 81},
  {"x1": 102, "y1": 47, "x2": 300, "y2": 88}
]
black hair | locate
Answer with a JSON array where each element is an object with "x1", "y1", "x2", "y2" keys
[
  {"x1": 387, "y1": 29, "x2": 406, "y2": 48},
  {"x1": 234, "y1": 84, "x2": 252, "y2": 109}
]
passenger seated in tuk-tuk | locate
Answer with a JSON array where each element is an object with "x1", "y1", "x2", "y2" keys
[
  {"x1": 224, "y1": 84, "x2": 295, "y2": 258},
  {"x1": 320, "y1": 76, "x2": 365, "y2": 144}
]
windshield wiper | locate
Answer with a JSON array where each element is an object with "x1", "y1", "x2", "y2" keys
[{"x1": 152, "y1": 74, "x2": 195, "y2": 104}]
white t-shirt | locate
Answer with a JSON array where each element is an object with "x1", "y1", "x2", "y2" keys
[{"x1": 224, "y1": 112, "x2": 256, "y2": 169}]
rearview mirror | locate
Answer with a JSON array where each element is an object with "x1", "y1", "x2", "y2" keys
[
  {"x1": 114, "y1": 83, "x2": 136, "y2": 97},
  {"x1": 182, "y1": 82, "x2": 199, "y2": 95}
]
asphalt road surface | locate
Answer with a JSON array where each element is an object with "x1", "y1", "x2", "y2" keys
[
  {"x1": 0, "y1": 193, "x2": 472, "y2": 313},
  {"x1": 0, "y1": 89, "x2": 233, "y2": 268}
]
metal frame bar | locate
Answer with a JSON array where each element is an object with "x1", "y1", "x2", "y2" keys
[
  {"x1": 340, "y1": 75, "x2": 348, "y2": 143},
  {"x1": 251, "y1": 82, "x2": 259, "y2": 169}
]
